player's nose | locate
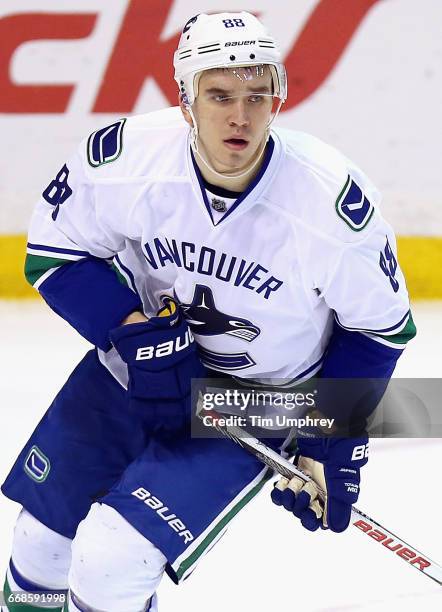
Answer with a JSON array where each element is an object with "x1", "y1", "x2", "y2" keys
[{"x1": 228, "y1": 98, "x2": 250, "y2": 128}]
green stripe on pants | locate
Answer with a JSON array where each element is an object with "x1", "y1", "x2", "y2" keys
[{"x1": 175, "y1": 467, "x2": 273, "y2": 581}]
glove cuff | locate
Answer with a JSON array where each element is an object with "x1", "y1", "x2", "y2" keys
[
  {"x1": 297, "y1": 435, "x2": 369, "y2": 467},
  {"x1": 109, "y1": 311, "x2": 181, "y2": 344}
]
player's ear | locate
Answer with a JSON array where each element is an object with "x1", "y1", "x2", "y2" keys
[{"x1": 179, "y1": 94, "x2": 193, "y2": 127}]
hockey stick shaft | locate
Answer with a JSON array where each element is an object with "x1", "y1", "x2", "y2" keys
[{"x1": 200, "y1": 406, "x2": 442, "y2": 585}]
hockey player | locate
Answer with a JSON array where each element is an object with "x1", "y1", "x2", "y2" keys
[{"x1": 1, "y1": 12, "x2": 415, "y2": 612}]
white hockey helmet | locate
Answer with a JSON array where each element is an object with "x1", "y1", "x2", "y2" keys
[{"x1": 173, "y1": 12, "x2": 287, "y2": 106}]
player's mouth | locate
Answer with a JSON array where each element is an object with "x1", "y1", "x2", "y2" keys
[{"x1": 223, "y1": 138, "x2": 249, "y2": 151}]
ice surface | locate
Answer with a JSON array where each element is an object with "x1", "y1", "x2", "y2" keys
[{"x1": 0, "y1": 300, "x2": 441, "y2": 611}]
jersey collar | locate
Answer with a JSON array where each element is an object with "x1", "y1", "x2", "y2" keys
[{"x1": 187, "y1": 133, "x2": 281, "y2": 226}]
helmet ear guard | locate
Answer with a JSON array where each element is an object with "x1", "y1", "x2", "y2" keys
[{"x1": 173, "y1": 12, "x2": 287, "y2": 107}]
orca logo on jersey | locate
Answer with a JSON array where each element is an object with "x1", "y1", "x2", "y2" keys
[
  {"x1": 174, "y1": 284, "x2": 260, "y2": 342},
  {"x1": 336, "y1": 175, "x2": 374, "y2": 231}
]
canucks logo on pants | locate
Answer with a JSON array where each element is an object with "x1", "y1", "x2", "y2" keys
[{"x1": 24, "y1": 446, "x2": 51, "y2": 483}]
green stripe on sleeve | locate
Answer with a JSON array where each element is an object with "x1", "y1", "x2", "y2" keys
[
  {"x1": 110, "y1": 262, "x2": 129, "y2": 287},
  {"x1": 377, "y1": 311, "x2": 417, "y2": 345},
  {"x1": 24, "y1": 254, "x2": 130, "y2": 290},
  {"x1": 24, "y1": 254, "x2": 72, "y2": 287}
]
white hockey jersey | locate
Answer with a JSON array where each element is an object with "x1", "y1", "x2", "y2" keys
[{"x1": 27, "y1": 107, "x2": 411, "y2": 385}]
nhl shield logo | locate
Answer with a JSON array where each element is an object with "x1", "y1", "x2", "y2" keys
[
  {"x1": 211, "y1": 198, "x2": 227, "y2": 212},
  {"x1": 336, "y1": 175, "x2": 374, "y2": 231}
]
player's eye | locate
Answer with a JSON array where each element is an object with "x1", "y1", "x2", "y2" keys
[
  {"x1": 247, "y1": 95, "x2": 264, "y2": 103},
  {"x1": 213, "y1": 95, "x2": 231, "y2": 103}
]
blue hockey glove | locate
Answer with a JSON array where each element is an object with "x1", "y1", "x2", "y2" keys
[
  {"x1": 109, "y1": 303, "x2": 206, "y2": 432},
  {"x1": 271, "y1": 436, "x2": 369, "y2": 532}
]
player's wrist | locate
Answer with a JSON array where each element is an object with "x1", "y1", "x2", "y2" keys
[{"x1": 121, "y1": 311, "x2": 149, "y2": 325}]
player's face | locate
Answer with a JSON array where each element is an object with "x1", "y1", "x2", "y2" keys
[{"x1": 187, "y1": 66, "x2": 274, "y2": 174}]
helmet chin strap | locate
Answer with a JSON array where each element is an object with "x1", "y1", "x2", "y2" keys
[{"x1": 187, "y1": 99, "x2": 283, "y2": 181}]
